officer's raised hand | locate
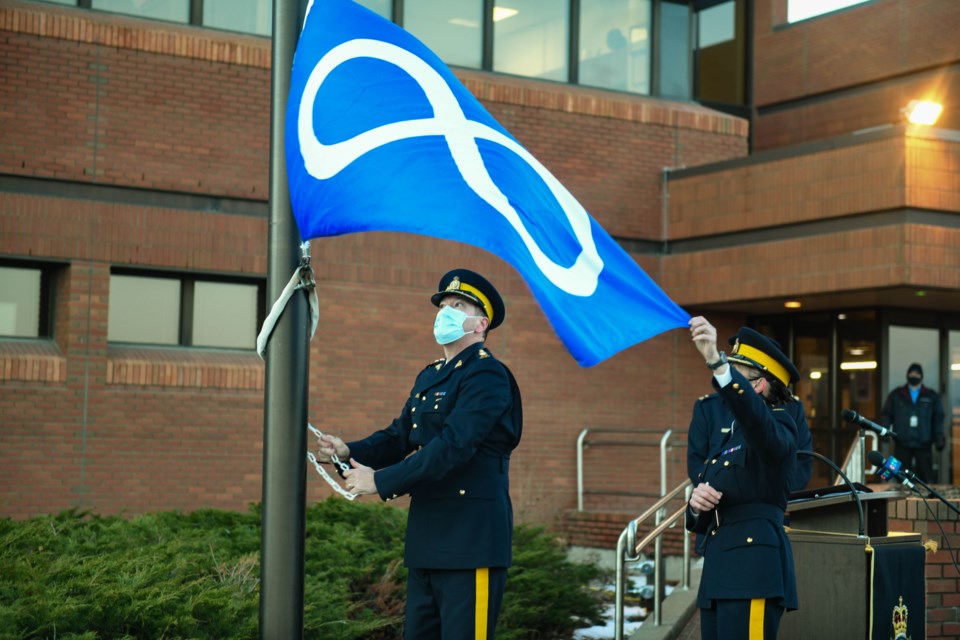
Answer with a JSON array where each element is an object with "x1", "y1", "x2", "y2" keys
[{"x1": 689, "y1": 316, "x2": 722, "y2": 366}]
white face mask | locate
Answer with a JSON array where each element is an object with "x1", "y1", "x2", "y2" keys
[{"x1": 433, "y1": 306, "x2": 483, "y2": 345}]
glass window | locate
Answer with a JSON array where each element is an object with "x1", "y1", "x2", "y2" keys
[
  {"x1": 108, "y1": 274, "x2": 181, "y2": 345},
  {"x1": 698, "y1": 1, "x2": 735, "y2": 48},
  {"x1": 0, "y1": 266, "x2": 42, "y2": 338},
  {"x1": 404, "y1": 0, "x2": 482, "y2": 69},
  {"x1": 579, "y1": 0, "x2": 651, "y2": 94},
  {"x1": 788, "y1": 0, "x2": 869, "y2": 24},
  {"x1": 887, "y1": 325, "x2": 939, "y2": 394},
  {"x1": 35, "y1": 0, "x2": 77, "y2": 5},
  {"x1": 204, "y1": 0, "x2": 272, "y2": 36},
  {"x1": 192, "y1": 281, "x2": 258, "y2": 349},
  {"x1": 494, "y1": 0, "x2": 569, "y2": 82},
  {"x1": 658, "y1": 0, "x2": 691, "y2": 98},
  {"x1": 356, "y1": 0, "x2": 392, "y2": 20},
  {"x1": 91, "y1": 0, "x2": 189, "y2": 23},
  {"x1": 947, "y1": 330, "x2": 960, "y2": 483},
  {"x1": 696, "y1": 0, "x2": 745, "y2": 106}
]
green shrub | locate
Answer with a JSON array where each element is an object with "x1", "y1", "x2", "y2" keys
[{"x1": 0, "y1": 500, "x2": 604, "y2": 639}]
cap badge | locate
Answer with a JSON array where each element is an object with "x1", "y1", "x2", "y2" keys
[
  {"x1": 446, "y1": 277, "x2": 461, "y2": 292},
  {"x1": 732, "y1": 338, "x2": 740, "y2": 354}
]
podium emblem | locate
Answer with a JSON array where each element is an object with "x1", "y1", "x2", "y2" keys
[{"x1": 891, "y1": 595, "x2": 909, "y2": 639}]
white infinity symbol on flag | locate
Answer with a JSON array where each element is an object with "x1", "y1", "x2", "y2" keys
[{"x1": 297, "y1": 39, "x2": 603, "y2": 296}]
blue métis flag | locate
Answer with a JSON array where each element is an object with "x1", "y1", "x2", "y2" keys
[{"x1": 285, "y1": 0, "x2": 690, "y2": 367}]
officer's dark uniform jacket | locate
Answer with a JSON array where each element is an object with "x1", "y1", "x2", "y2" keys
[
  {"x1": 685, "y1": 367, "x2": 799, "y2": 611},
  {"x1": 687, "y1": 396, "x2": 812, "y2": 493},
  {"x1": 881, "y1": 384, "x2": 944, "y2": 449},
  {"x1": 347, "y1": 342, "x2": 522, "y2": 570}
]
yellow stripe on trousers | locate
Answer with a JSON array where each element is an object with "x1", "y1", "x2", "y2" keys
[
  {"x1": 475, "y1": 568, "x2": 489, "y2": 640},
  {"x1": 749, "y1": 598, "x2": 765, "y2": 639}
]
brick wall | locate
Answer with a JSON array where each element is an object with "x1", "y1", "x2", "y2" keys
[
  {"x1": 753, "y1": 0, "x2": 960, "y2": 149},
  {"x1": 889, "y1": 495, "x2": 960, "y2": 639},
  {"x1": 663, "y1": 131, "x2": 960, "y2": 307}
]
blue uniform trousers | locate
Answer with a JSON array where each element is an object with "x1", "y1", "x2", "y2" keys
[
  {"x1": 700, "y1": 597, "x2": 784, "y2": 640},
  {"x1": 404, "y1": 567, "x2": 507, "y2": 640}
]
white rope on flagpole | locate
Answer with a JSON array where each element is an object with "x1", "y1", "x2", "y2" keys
[{"x1": 257, "y1": 241, "x2": 319, "y2": 359}]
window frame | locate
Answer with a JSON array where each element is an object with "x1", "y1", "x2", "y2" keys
[
  {"x1": 0, "y1": 258, "x2": 59, "y2": 341},
  {"x1": 109, "y1": 267, "x2": 266, "y2": 350}
]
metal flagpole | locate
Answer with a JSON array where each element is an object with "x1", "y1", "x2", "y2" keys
[{"x1": 261, "y1": 0, "x2": 310, "y2": 637}]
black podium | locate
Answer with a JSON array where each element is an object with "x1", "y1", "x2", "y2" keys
[{"x1": 779, "y1": 489, "x2": 925, "y2": 639}]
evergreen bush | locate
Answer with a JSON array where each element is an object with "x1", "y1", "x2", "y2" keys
[{"x1": 0, "y1": 499, "x2": 604, "y2": 639}]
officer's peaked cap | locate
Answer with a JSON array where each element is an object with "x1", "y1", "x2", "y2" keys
[
  {"x1": 726, "y1": 327, "x2": 799, "y2": 385},
  {"x1": 430, "y1": 269, "x2": 505, "y2": 331}
]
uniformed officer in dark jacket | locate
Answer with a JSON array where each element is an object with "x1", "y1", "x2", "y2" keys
[
  {"x1": 688, "y1": 333, "x2": 813, "y2": 495},
  {"x1": 686, "y1": 317, "x2": 799, "y2": 640},
  {"x1": 881, "y1": 363, "x2": 945, "y2": 483},
  {"x1": 316, "y1": 269, "x2": 522, "y2": 640}
]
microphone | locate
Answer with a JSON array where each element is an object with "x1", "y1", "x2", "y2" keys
[
  {"x1": 841, "y1": 409, "x2": 897, "y2": 439},
  {"x1": 867, "y1": 450, "x2": 917, "y2": 490}
]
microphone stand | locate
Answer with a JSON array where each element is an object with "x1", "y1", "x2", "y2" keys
[
  {"x1": 797, "y1": 450, "x2": 867, "y2": 538},
  {"x1": 858, "y1": 426, "x2": 866, "y2": 484},
  {"x1": 907, "y1": 475, "x2": 960, "y2": 516}
]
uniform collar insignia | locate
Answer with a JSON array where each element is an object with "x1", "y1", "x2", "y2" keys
[
  {"x1": 478, "y1": 348, "x2": 489, "y2": 359},
  {"x1": 455, "y1": 359, "x2": 463, "y2": 368}
]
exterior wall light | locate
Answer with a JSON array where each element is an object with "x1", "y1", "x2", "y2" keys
[{"x1": 902, "y1": 100, "x2": 943, "y2": 126}]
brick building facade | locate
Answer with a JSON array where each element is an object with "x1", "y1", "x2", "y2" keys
[{"x1": 3, "y1": 1, "x2": 960, "y2": 633}]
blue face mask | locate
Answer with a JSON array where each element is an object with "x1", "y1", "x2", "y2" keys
[{"x1": 433, "y1": 306, "x2": 483, "y2": 345}]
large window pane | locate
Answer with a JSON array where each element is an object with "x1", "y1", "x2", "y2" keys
[
  {"x1": 494, "y1": 0, "x2": 569, "y2": 82},
  {"x1": 788, "y1": 0, "x2": 869, "y2": 24},
  {"x1": 0, "y1": 267, "x2": 41, "y2": 338},
  {"x1": 658, "y1": 1, "x2": 691, "y2": 98},
  {"x1": 404, "y1": 0, "x2": 482, "y2": 69},
  {"x1": 696, "y1": 0, "x2": 745, "y2": 105},
  {"x1": 948, "y1": 330, "x2": 960, "y2": 483},
  {"x1": 579, "y1": 0, "x2": 651, "y2": 94},
  {"x1": 192, "y1": 281, "x2": 257, "y2": 349},
  {"x1": 887, "y1": 325, "x2": 939, "y2": 394},
  {"x1": 356, "y1": 0, "x2": 391, "y2": 20},
  {"x1": 91, "y1": 0, "x2": 189, "y2": 23},
  {"x1": 204, "y1": 0, "x2": 272, "y2": 36},
  {"x1": 109, "y1": 275, "x2": 180, "y2": 345}
]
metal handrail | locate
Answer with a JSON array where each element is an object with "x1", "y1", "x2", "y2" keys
[
  {"x1": 614, "y1": 478, "x2": 692, "y2": 640},
  {"x1": 835, "y1": 430, "x2": 879, "y2": 485},
  {"x1": 576, "y1": 428, "x2": 684, "y2": 512}
]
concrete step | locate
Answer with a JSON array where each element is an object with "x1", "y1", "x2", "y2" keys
[{"x1": 628, "y1": 562, "x2": 701, "y2": 640}]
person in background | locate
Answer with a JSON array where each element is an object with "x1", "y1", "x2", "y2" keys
[
  {"x1": 686, "y1": 317, "x2": 799, "y2": 639},
  {"x1": 882, "y1": 363, "x2": 945, "y2": 483},
  {"x1": 315, "y1": 269, "x2": 522, "y2": 640}
]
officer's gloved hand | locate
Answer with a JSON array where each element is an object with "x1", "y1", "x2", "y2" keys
[{"x1": 935, "y1": 434, "x2": 946, "y2": 451}]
